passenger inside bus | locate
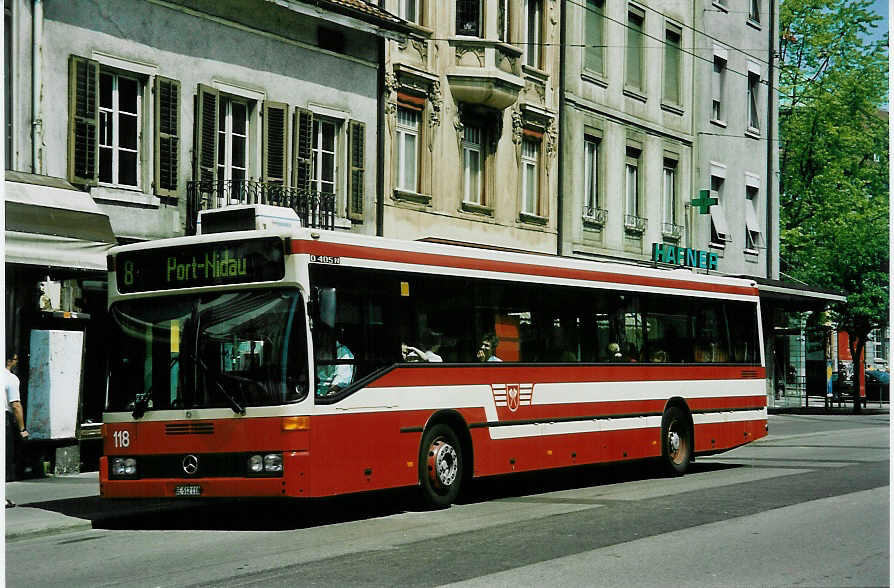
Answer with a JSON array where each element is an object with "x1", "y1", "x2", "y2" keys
[
  {"x1": 477, "y1": 333, "x2": 502, "y2": 362},
  {"x1": 402, "y1": 330, "x2": 443, "y2": 363},
  {"x1": 315, "y1": 328, "x2": 355, "y2": 396}
]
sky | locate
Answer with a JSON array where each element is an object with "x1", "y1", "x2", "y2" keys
[{"x1": 869, "y1": 0, "x2": 889, "y2": 43}]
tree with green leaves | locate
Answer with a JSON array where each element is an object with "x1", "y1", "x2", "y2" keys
[{"x1": 778, "y1": 0, "x2": 888, "y2": 411}]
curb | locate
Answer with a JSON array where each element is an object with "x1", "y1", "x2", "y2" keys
[{"x1": 5, "y1": 508, "x2": 93, "y2": 542}]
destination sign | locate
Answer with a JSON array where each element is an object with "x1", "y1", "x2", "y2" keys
[{"x1": 115, "y1": 237, "x2": 285, "y2": 293}]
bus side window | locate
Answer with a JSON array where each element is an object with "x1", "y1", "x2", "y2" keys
[{"x1": 693, "y1": 303, "x2": 730, "y2": 363}]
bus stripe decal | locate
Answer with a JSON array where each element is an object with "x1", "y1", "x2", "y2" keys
[{"x1": 293, "y1": 241, "x2": 757, "y2": 297}]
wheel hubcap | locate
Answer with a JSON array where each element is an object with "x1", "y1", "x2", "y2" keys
[
  {"x1": 667, "y1": 421, "x2": 687, "y2": 464},
  {"x1": 428, "y1": 440, "x2": 458, "y2": 488}
]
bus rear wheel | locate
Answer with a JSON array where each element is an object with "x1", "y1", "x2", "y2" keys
[
  {"x1": 419, "y1": 424, "x2": 463, "y2": 508},
  {"x1": 661, "y1": 406, "x2": 692, "y2": 476}
]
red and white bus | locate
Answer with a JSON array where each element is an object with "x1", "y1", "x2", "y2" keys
[{"x1": 101, "y1": 206, "x2": 767, "y2": 506}]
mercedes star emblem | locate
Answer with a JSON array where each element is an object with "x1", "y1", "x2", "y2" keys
[{"x1": 182, "y1": 454, "x2": 199, "y2": 475}]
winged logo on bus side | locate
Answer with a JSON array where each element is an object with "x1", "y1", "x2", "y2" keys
[{"x1": 491, "y1": 384, "x2": 534, "y2": 412}]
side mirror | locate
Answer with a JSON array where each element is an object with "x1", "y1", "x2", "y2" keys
[{"x1": 317, "y1": 287, "x2": 337, "y2": 329}]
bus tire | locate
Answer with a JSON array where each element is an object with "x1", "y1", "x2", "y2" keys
[
  {"x1": 661, "y1": 405, "x2": 692, "y2": 476},
  {"x1": 419, "y1": 424, "x2": 463, "y2": 508}
]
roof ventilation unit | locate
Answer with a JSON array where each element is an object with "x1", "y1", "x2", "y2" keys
[{"x1": 197, "y1": 204, "x2": 302, "y2": 235}]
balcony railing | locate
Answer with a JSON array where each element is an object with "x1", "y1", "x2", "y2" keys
[
  {"x1": 661, "y1": 222, "x2": 683, "y2": 240},
  {"x1": 582, "y1": 206, "x2": 607, "y2": 228},
  {"x1": 623, "y1": 214, "x2": 647, "y2": 235},
  {"x1": 186, "y1": 180, "x2": 335, "y2": 235}
]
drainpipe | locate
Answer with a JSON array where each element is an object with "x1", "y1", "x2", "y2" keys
[
  {"x1": 31, "y1": 0, "x2": 43, "y2": 174},
  {"x1": 555, "y1": 0, "x2": 565, "y2": 256},
  {"x1": 766, "y1": 0, "x2": 776, "y2": 279},
  {"x1": 376, "y1": 37, "x2": 385, "y2": 237}
]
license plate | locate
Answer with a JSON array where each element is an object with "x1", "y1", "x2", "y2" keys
[{"x1": 174, "y1": 484, "x2": 202, "y2": 497}]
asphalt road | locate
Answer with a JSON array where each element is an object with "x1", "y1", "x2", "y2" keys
[{"x1": 7, "y1": 413, "x2": 889, "y2": 587}]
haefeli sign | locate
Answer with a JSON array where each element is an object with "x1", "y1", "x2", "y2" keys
[{"x1": 652, "y1": 243, "x2": 718, "y2": 271}]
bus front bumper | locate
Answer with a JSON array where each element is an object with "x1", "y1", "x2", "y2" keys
[{"x1": 99, "y1": 453, "x2": 307, "y2": 498}]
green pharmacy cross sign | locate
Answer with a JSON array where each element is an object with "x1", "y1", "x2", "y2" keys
[{"x1": 692, "y1": 189, "x2": 717, "y2": 214}]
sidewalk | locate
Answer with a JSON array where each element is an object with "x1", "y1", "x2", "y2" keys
[
  {"x1": 4, "y1": 472, "x2": 195, "y2": 542},
  {"x1": 5, "y1": 472, "x2": 99, "y2": 541}
]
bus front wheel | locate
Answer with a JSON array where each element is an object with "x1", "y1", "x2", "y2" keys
[
  {"x1": 661, "y1": 406, "x2": 692, "y2": 475},
  {"x1": 419, "y1": 424, "x2": 463, "y2": 508}
]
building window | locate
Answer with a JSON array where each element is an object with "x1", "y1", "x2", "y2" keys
[
  {"x1": 663, "y1": 161, "x2": 676, "y2": 226},
  {"x1": 217, "y1": 97, "x2": 249, "y2": 188},
  {"x1": 400, "y1": 0, "x2": 420, "y2": 24},
  {"x1": 584, "y1": 0, "x2": 604, "y2": 76},
  {"x1": 712, "y1": 56, "x2": 726, "y2": 122},
  {"x1": 396, "y1": 106, "x2": 420, "y2": 192},
  {"x1": 462, "y1": 125, "x2": 483, "y2": 204},
  {"x1": 521, "y1": 137, "x2": 540, "y2": 215},
  {"x1": 626, "y1": 8, "x2": 644, "y2": 91},
  {"x1": 663, "y1": 27, "x2": 682, "y2": 105},
  {"x1": 456, "y1": 0, "x2": 481, "y2": 37},
  {"x1": 749, "y1": 0, "x2": 760, "y2": 23},
  {"x1": 99, "y1": 72, "x2": 141, "y2": 187},
  {"x1": 710, "y1": 175, "x2": 730, "y2": 244},
  {"x1": 584, "y1": 137, "x2": 599, "y2": 213},
  {"x1": 524, "y1": 0, "x2": 542, "y2": 68},
  {"x1": 745, "y1": 185, "x2": 762, "y2": 250},
  {"x1": 747, "y1": 72, "x2": 761, "y2": 131},
  {"x1": 312, "y1": 118, "x2": 338, "y2": 196},
  {"x1": 498, "y1": 0, "x2": 510, "y2": 42},
  {"x1": 625, "y1": 152, "x2": 639, "y2": 218}
]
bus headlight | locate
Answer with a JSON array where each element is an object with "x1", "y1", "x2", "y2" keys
[
  {"x1": 263, "y1": 454, "x2": 283, "y2": 473},
  {"x1": 110, "y1": 457, "x2": 137, "y2": 478},
  {"x1": 247, "y1": 453, "x2": 283, "y2": 475},
  {"x1": 248, "y1": 455, "x2": 264, "y2": 473}
]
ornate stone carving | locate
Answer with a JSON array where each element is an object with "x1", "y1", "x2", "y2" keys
[
  {"x1": 545, "y1": 118, "x2": 558, "y2": 161},
  {"x1": 511, "y1": 106, "x2": 523, "y2": 145},
  {"x1": 455, "y1": 45, "x2": 485, "y2": 67},
  {"x1": 454, "y1": 103, "x2": 465, "y2": 135},
  {"x1": 410, "y1": 39, "x2": 427, "y2": 63},
  {"x1": 428, "y1": 81, "x2": 443, "y2": 129},
  {"x1": 384, "y1": 71, "x2": 398, "y2": 118}
]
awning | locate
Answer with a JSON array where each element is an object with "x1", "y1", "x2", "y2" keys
[
  {"x1": 748, "y1": 276, "x2": 846, "y2": 310},
  {"x1": 5, "y1": 172, "x2": 115, "y2": 271}
]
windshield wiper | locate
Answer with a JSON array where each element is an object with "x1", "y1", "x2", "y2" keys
[
  {"x1": 187, "y1": 353, "x2": 246, "y2": 415},
  {"x1": 132, "y1": 396, "x2": 149, "y2": 419}
]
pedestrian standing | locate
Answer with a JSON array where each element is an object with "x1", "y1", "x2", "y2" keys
[{"x1": 6, "y1": 352, "x2": 29, "y2": 504}]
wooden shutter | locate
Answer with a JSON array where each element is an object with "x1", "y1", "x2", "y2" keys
[
  {"x1": 154, "y1": 76, "x2": 180, "y2": 197},
  {"x1": 347, "y1": 120, "x2": 365, "y2": 221},
  {"x1": 292, "y1": 107, "x2": 314, "y2": 191},
  {"x1": 194, "y1": 84, "x2": 219, "y2": 183},
  {"x1": 67, "y1": 55, "x2": 99, "y2": 187},
  {"x1": 263, "y1": 101, "x2": 289, "y2": 185}
]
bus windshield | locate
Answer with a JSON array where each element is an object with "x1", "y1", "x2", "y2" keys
[{"x1": 107, "y1": 289, "x2": 308, "y2": 413}]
